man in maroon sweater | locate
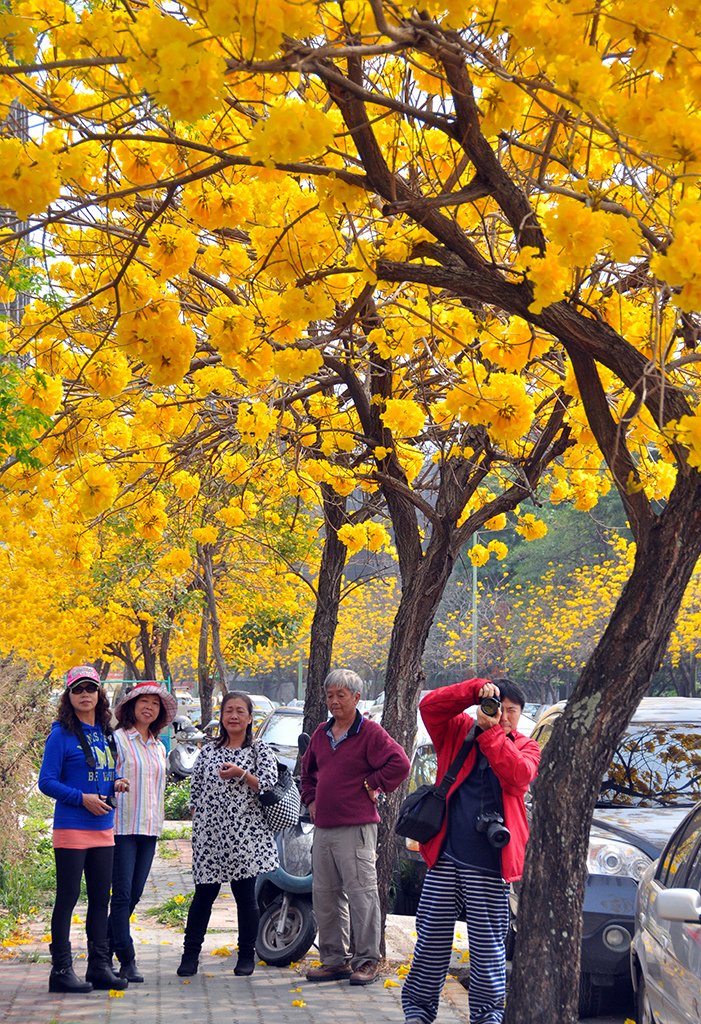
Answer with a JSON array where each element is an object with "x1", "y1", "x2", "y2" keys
[{"x1": 301, "y1": 669, "x2": 410, "y2": 986}]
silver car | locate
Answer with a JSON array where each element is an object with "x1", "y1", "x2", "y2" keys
[{"x1": 631, "y1": 802, "x2": 701, "y2": 1023}]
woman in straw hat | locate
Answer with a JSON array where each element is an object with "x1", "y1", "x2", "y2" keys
[{"x1": 108, "y1": 681, "x2": 177, "y2": 983}]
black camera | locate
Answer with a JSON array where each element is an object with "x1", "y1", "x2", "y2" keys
[
  {"x1": 104, "y1": 794, "x2": 118, "y2": 809},
  {"x1": 480, "y1": 695, "x2": 501, "y2": 717},
  {"x1": 476, "y1": 811, "x2": 511, "y2": 848}
]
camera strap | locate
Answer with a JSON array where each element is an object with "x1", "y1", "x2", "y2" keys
[{"x1": 434, "y1": 724, "x2": 478, "y2": 799}]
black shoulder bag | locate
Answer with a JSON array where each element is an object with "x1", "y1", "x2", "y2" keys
[{"x1": 394, "y1": 725, "x2": 477, "y2": 844}]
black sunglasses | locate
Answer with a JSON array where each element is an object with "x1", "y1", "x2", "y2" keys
[{"x1": 71, "y1": 682, "x2": 99, "y2": 694}]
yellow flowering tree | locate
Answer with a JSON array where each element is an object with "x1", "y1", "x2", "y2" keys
[{"x1": 5, "y1": 2, "x2": 701, "y2": 1018}]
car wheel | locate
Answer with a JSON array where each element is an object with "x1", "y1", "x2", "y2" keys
[
  {"x1": 636, "y1": 973, "x2": 655, "y2": 1024},
  {"x1": 256, "y1": 897, "x2": 316, "y2": 967},
  {"x1": 578, "y1": 971, "x2": 605, "y2": 1019}
]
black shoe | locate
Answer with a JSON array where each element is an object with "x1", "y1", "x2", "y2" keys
[
  {"x1": 177, "y1": 952, "x2": 199, "y2": 977},
  {"x1": 85, "y1": 941, "x2": 128, "y2": 990},
  {"x1": 234, "y1": 955, "x2": 255, "y2": 977},
  {"x1": 119, "y1": 959, "x2": 144, "y2": 983},
  {"x1": 116, "y1": 943, "x2": 144, "y2": 983},
  {"x1": 48, "y1": 943, "x2": 93, "y2": 994}
]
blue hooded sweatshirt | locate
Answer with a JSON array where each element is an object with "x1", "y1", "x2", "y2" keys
[{"x1": 38, "y1": 721, "x2": 117, "y2": 831}]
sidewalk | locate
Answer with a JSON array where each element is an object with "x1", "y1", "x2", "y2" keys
[{"x1": 0, "y1": 827, "x2": 470, "y2": 1024}]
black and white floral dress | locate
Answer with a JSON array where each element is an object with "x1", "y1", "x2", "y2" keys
[{"x1": 190, "y1": 741, "x2": 279, "y2": 884}]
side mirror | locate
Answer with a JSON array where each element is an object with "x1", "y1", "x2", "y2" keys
[
  {"x1": 298, "y1": 732, "x2": 311, "y2": 757},
  {"x1": 656, "y1": 888, "x2": 701, "y2": 924}
]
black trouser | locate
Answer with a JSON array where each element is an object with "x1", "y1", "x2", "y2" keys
[
  {"x1": 184, "y1": 877, "x2": 258, "y2": 956},
  {"x1": 51, "y1": 846, "x2": 114, "y2": 949}
]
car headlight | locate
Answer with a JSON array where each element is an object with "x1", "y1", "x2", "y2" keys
[{"x1": 587, "y1": 835, "x2": 652, "y2": 881}]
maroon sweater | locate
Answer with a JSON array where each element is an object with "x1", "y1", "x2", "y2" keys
[{"x1": 301, "y1": 713, "x2": 410, "y2": 829}]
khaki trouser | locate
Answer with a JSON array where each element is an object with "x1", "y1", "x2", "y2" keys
[{"x1": 311, "y1": 823, "x2": 381, "y2": 968}]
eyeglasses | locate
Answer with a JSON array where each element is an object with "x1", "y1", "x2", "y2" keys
[{"x1": 71, "y1": 683, "x2": 99, "y2": 695}]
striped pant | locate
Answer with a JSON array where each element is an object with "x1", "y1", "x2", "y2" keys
[{"x1": 401, "y1": 856, "x2": 509, "y2": 1024}]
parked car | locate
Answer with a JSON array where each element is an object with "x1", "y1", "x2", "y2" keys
[
  {"x1": 254, "y1": 707, "x2": 307, "y2": 770},
  {"x1": 512, "y1": 697, "x2": 701, "y2": 1018},
  {"x1": 631, "y1": 801, "x2": 701, "y2": 1024},
  {"x1": 390, "y1": 705, "x2": 536, "y2": 916}
]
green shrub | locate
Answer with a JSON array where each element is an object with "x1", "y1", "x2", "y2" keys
[
  {"x1": 164, "y1": 778, "x2": 191, "y2": 820},
  {"x1": 0, "y1": 806, "x2": 57, "y2": 941}
]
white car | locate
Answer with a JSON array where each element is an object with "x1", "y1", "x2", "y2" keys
[{"x1": 631, "y1": 802, "x2": 701, "y2": 1023}]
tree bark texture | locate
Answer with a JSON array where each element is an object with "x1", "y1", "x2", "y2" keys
[
  {"x1": 197, "y1": 601, "x2": 214, "y2": 729},
  {"x1": 200, "y1": 546, "x2": 228, "y2": 697},
  {"x1": 303, "y1": 485, "x2": 348, "y2": 739},
  {"x1": 506, "y1": 486, "x2": 701, "y2": 1024}
]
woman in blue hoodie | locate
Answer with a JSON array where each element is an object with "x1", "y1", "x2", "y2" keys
[{"x1": 38, "y1": 665, "x2": 129, "y2": 994}]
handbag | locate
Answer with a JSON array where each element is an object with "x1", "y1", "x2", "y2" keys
[
  {"x1": 256, "y1": 754, "x2": 302, "y2": 831},
  {"x1": 395, "y1": 725, "x2": 477, "y2": 844}
]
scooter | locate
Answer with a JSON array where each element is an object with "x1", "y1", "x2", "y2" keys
[
  {"x1": 255, "y1": 733, "x2": 316, "y2": 967},
  {"x1": 167, "y1": 716, "x2": 207, "y2": 780},
  {"x1": 255, "y1": 818, "x2": 315, "y2": 966}
]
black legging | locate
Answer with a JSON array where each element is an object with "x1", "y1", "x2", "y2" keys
[
  {"x1": 51, "y1": 846, "x2": 114, "y2": 949},
  {"x1": 184, "y1": 877, "x2": 258, "y2": 956}
]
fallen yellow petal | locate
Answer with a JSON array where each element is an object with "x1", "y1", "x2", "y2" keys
[
  {"x1": 291, "y1": 1000, "x2": 307, "y2": 1008},
  {"x1": 309, "y1": 959, "x2": 322, "y2": 967},
  {"x1": 290, "y1": 987, "x2": 303, "y2": 992},
  {"x1": 108, "y1": 989, "x2": 126, "y2": 998},
  {"x1": 212, "y1": 947, "x2": 232, "y2": 956},
  {"x1": 383, "y1": 979, "x2": 400, "y2": 988}
]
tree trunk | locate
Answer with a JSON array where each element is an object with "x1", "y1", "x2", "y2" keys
[
  {"x1": 506, "y1": 488, "x2": 701, "y2": 1024},
  {"x1": 139, "y1": 621, "x2": 157, "y2": 679},
  {"x1": 197, "y1": 602, "x2": 214, "y2": 728},
  {"x1": 376, "y1": 539, "x2": 458, "y2": 944},
  {"x1": 201, "y1": 547, "x2": 228, "y2": 696},
  {"x1": 159, "y1": 612, "x2": 174, "y2": 686},
  {"x1": 303, "y1": 485, "x2": 349, "y2": 738}
]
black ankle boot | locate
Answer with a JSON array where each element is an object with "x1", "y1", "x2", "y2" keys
[
  {"x1": 85, "y1": 941, "x2": 128, "y2": 990},
  {"x1": 234, "y1": 953, "x2": 255, "y2": 977},
  {"x1": 177, "y1": 946, "x2": 200, "y2": 977},
  {"x1": 117, "y1": 944, "x2": 144, "y2": 983},
  {"x1": 48, "y1": 943, "x2": 93, "y2": 994}
]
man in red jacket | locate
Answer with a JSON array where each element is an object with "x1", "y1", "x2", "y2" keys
[
  {"x1": 401, "y1": 677, "x2": 540, "y2": 1024},
  {"x1": 301, "y1": 669, "x2": 410, "y2": 987}
]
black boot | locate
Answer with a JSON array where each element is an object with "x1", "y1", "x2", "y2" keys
[
  {"x1": 48, "y1": 943, "x2": 93, "y2": 994},
  {"x1": 116, "y1": 941, "x2": 144, "y2": 983},
  {"x1": 177, "y1": 942, "x2": 201, "y2": 977},
  {"x1": 233, "y1": 952, "x2": 255, "y2": 977},
  {"x1": 85, "y1": 941, "x2": 128, "y2": 990}
]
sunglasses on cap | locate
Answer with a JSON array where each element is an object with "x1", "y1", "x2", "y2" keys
[{"x1": 71, "y1": 682, "x2": 99, "y2": 694}]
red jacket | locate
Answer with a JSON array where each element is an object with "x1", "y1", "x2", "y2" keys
[{"x1": 418, "y1": 678, "x2": 540, "y2": 882}]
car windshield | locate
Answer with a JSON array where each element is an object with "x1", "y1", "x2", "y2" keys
[
  {"x1": 597, "y1": 722, "x2": 701, "y2": 808},
  {"x1": 259, "y1": 713, "x2": 303, "y2": 746}
]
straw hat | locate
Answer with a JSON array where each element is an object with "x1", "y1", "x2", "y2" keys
[{"x1": 115, "y1": 682, "x2": 178, "y2": 726}]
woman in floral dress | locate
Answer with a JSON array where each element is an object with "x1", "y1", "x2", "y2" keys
[{"x1": 177, "y1": 691, "x2": 278, "y2": 978}]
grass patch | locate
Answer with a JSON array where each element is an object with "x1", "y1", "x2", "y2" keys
[
  {"x1": 160, "y1": 824, "x2": 192, "y2": 840},
  {"x1": 157, "y1": 843, "x2": 178, "y2": 860},
  {"x1": 145, "y1": 892, "x2": 193, "y2": 929}
]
